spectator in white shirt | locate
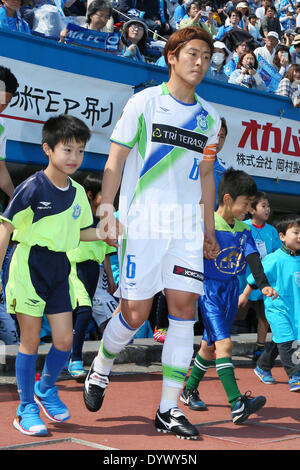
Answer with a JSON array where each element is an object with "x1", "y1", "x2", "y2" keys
[
  {"x1": 254, "y1": 30, "x2": 279, "y2": 64},
  {"x1": 255, "y1": 0, "x2": 272, "y2": 22},
  {"x1": 248, "y1": 13, "x2": 263, "y2": 43}
]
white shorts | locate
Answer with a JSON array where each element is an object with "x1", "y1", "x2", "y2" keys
[{"x1": 118, "y1": 235, "x2": 204, "y2": 301}]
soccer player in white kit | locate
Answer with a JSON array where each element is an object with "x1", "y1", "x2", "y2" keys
[{"x1": 83, "y1": 26, "x2": 221, "y2": 440}]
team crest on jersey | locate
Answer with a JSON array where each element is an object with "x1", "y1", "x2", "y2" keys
[
  {"x1": 72, "y1": 204, "x2": 81, "y2": 219},
  {"x1": 196, "y1": 108, "x2": 209, "y2": 132},
  {"x1": 215, "y1": 246, "x2": 246, "y2": 275},
  {"x1": 295, "y1": 272, "x2": 300, "y2": 287}
]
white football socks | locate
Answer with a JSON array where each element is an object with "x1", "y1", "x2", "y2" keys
[
  {"x1": 160, "y1": 315, "x2": 195, "y2": 413},
  {"x1": 94, "y1": 312, "x2": 139, "y2": 376}
]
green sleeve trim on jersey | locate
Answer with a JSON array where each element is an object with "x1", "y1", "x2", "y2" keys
[
  {"x1": 0, "y1": 125, "x2": 4, "y2": 137},
  {"x1": 111, "y1": 113, "x2": 145, "y2": 158},
  {"x1": 0, "y1": 156, "x2": 6, "y2": 161},
  {"x1": 110, "y1": 139, "x2": 134, "y2": 150},
  {"x1": 111, "y1": 115, "x2": 142, "y2": 150}
]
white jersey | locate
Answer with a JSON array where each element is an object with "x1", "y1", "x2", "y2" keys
[
  {"x1": 110, "y1": 82, "x2": 221, "y2": 239},
  {"x1": 0, "y1": 117, "x2": 7, "y2": 161}
]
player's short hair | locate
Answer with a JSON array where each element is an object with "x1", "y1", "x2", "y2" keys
[
  {"x1": 163, "y1": 26, "x2": 214, "y2": 72},
  {"x1": 250, "y1": 191, "x2": 270, "y2": 211},
  {"x1": 0, "y1": 66, "x2": 19, "y2": 95},
  {"x1": 220, "y1": 117, "x2": 228, "y2": 136},
  {"x1": 217, "y1": 167, "x2": 257, "y2": 205},
  {"x1": 82, "y1": 173, "x2": 102, "y2": 199},
  {"x1": 42, "y1": 114, "x2": 91, "y2": 150},
  {"x1": 276, "y1": 213, "x2": 300, "y2": 235}
]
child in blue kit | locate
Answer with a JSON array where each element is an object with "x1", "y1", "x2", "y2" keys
[
  {"x1": 181, "y1": 168, "x2": 278, "y2": 424},
  {"x1": 241, "y1": 192, "x2": 282, "y2": 361},
  {"x1": 240, "y1": 214, "x2": 300, "y2": 392},
  {"x1": 0, "y1": 114, "x2": 105, "y2": 437}
]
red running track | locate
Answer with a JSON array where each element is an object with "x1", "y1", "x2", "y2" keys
[{"x1": 1, "y1": 365, "x2": 300, "y2": 452}]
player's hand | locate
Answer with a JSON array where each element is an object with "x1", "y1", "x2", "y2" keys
[
  {"x1": 203, "y1": 231, "x2": 219, "y2": 259},
  {"x1": 261, "y1": 286, "x2": 278, "y2": 300},
  {"x1": 238, "y1": 293, "x2": 248, "y2": 308},
  {"x1": 98, "y1": 206, "x2": 123, "y2": 248}
]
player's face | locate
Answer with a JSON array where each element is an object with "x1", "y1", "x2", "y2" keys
[
  {"x1": 252, "y1": 198, "x2": 270, "y2": 222},
  {"x1": 45, "y1": 139, "x2": 85, "y2": 176},
  {"x1": 216, "y1": 127, "x2": 226, "y2": 154},
  {"x1": 279, "y1": 225, "x2": 300, "y2": 252},
  {"x1": 0, "y1": 92, "x2": 13, "y2": 113},
  {"x1": 231, "y1": 195, "x2": 254, "y2": 221},
  {"x1": 168, "y1": 39, "x2": 212, "y2": 87}
]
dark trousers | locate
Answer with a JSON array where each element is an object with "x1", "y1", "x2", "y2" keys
[
  {"x1": 155, "y1": 292, "x2": 169, "y2": 329},
  {"x1": 257, "y1": 340, "x2": 300, "y2": 378}
]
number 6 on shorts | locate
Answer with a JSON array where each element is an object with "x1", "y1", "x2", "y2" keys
[{"x1": 126, "y1": 255, "x2": 136, "y2": 279}]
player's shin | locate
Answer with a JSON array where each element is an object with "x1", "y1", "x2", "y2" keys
[
  {"x1": 94, "y1": 311, "x2": 139, "y2": 375},
  {"x1": 160, "y1": 315, "x2": 195, "y2": 413}
]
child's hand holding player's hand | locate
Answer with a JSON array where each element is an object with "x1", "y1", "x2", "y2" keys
[
  {"x1": 261, "y1": 286, "x2": 278, "y2": 300},
  {"x1": 238, "y1": 293, "x2": 248, "y2": 308}
]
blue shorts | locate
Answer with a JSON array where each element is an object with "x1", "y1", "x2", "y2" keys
[
  {"x1": 200, "y1": 278, "x2": 239, "y2": 346},
  {"x1": 70, "y1": 259, "x2": 100, "y2": 308}
]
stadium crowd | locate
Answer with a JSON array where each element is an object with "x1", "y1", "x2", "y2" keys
[
  {"x1": 0, "y1": 0, "x2": 300, "y2": 104},
  {"x1": 0, "y1": 3, "x2": 299, "y2": 440},
  {"x1": 0, "y1": 0, "x2": 299, "y2": 349}
]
